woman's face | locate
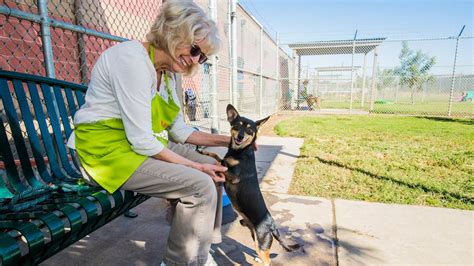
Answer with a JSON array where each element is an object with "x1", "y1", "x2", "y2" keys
[{"x1": 170, "y1": 39, "x2": 210, "y2": 73}]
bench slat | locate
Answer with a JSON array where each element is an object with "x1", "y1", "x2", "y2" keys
[
  {"x1": 0, "y1": 221, "x2": 45, "y2": 257},
  {"x1": 0, "y1": 232, "x2": 21, "y2": 266},
  {"x1": 62, "y1": 88, "x2": 84, "y2": 172},
  {"x1": 0, "y1": 115, "x2": 16, "y2": 199},
  {"x1": 12, "y1": 79, "x2": 51, "y2": 186},
  {"x1": 52, "y1": 85, "x2": 83, "y2": 179},
  {"x1": 75, "y1": 90, "x2": 85, "y2": 107},
  {"x1": 2, "y1": 79, "x2": 45, "y2": 189},
  {"x1": 40, "y1": 83, "x2": 80, "y2": 179},
  {"x1": 0, "y1": 78, "x2": 28, "y2": 193},
  {"x1": 64, "y1": 88, "x2": 79, "y2": 122},
  {"x1": 26, "y1": 81, "x2": 67, "y2": 180}
]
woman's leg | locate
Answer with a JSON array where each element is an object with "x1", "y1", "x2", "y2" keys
[
  {"x1": 121, "y1": 158, "x2": 217, "y2": 266},
  {"x1": 167, "y1": 142, "x2": 224, "y2": 244}
]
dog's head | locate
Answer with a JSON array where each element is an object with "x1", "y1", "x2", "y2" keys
[{"x1": 226, "y1": 104, "x2": 270, "y2": 150}]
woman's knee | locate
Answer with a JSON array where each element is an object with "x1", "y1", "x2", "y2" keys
[{"x1": 193, "y1": 174, "x2": 217, "y2": 203}]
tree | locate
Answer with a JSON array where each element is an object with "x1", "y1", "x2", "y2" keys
[
  {"x1": 395, "y1": 42, "x2": 436, "y2": 104},
  {"x1": 377, "y1": 68, "x2": 396, "y2": 94}
]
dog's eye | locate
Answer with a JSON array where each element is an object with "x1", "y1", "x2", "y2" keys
[{"x1": 245, "y1": 128, "x2": 253, "y2": 134}]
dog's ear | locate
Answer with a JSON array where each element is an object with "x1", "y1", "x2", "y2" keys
[
  {"x1": 226, "y1": 104, "x2": 239, "y2": 123},
  {"x1": 256, "y1": 115, "x2": 270, "y2": 130}
]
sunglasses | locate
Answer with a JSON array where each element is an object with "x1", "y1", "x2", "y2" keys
[{"x1": 190, "y1": 44, "x2": 208, "y2": 64}]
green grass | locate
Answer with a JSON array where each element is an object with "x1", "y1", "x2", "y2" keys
[{"x1": 274, "y1": 115, "x2": 474, "y2": 210}]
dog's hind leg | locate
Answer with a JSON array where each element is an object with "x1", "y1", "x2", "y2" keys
[
  {"x1": 240, "y1": 219, "x2": 262, "y2": 263},
  {"x1": 256, "y1": 232, "x2": 273, "y2": 266}
]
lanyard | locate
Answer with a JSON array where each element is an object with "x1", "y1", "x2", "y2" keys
[{"x1": 149, "y1": 43, "x2": 172, "y2": 96}]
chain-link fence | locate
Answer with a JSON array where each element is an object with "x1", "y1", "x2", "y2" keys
[
  {"x1": 1, "y1": 0, "x2": 473, "y2": 131},
  {"x1": 279, "y1": 32, "x2": 473, "y2": 117},
  {"x1": 1, "y1": 0, "x2": 284, "y2": 134}
]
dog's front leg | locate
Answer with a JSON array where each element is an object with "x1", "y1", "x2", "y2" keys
[{"x1": 198, "y1": 150, "x2": 223, "y2": 163}]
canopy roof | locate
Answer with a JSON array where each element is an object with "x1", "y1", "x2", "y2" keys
[{"x1": 288, "y1": 38, "x2": 386, "y2": 56}]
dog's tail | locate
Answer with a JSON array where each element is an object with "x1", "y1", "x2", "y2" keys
[{"x1": 271, "y1": 226, "x2": 302, "y2": 252}]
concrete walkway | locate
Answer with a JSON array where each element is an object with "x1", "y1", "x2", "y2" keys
[{"x1": 42, "y1": 136, "x2": 473, "y2": 265}]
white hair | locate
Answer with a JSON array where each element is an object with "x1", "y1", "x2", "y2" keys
[{"x1": 146, "y1": 0, "x2": 220, "y2": 75}]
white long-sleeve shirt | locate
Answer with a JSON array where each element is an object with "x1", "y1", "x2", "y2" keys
[{"x1": 67, "y1": 40, "x2": 195, "y2": 156}]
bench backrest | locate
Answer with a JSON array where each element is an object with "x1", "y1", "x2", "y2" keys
[{"x1": 0, "y1": 70, "x2": 87, "y2": 199}]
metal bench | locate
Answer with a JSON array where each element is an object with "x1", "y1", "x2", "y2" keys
[{"x1": 0, "y1": 70, "x2": 149, "y2": 265}]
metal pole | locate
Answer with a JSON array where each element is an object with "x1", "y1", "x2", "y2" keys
[
  {"x1": 38, "y1": 0, "x2": 55, "y2": 78},
  {"x1": 275, "y1": 33, "x2": 280, "y2": 113},
  {"x1": 259, "y1": 27, "x2": 263, "y2": 117},
  {"x1": 360, "y1": 52, "x2": 367, "y2": 107},
  {"x1": 369, "y1": 47, "x2": 378, "y2": 111},
  {"x1": 448, "y1": 25, "x2": 465, "y2": 117},
  {"x1": 291, "y1": 49, "x2": 298, "y2": 110},
  {"x1": 38, "y1": 0, "x2": 62, "y2": 132},
  {"x1": 227, "y1": 0, "x2": 232, "y2": 106},
  {"x1": 230, "y1": 0, "x2": 238, "y2": 107},
  {"x1": 209, "y1": 0, "x2": 219, "y2": 133},
  {"x1": 0, "y1": 5, "x2": 129, "y2": 43},
  {"x1": 349, "y1": 30, "x2": 357, "y2": 112},
  {"x1": 297, "y1": 54, "x2": 301, "y2": 109}
]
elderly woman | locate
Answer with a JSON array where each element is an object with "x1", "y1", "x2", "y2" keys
[{"x1": 67, "y1": 0, "x2": 229, "y2": 265}]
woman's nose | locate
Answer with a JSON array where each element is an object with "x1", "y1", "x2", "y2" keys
[{"x1": 189, "y1": 54, "x2": 200, "y2": 64}]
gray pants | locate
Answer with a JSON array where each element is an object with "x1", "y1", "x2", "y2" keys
[{"x1": 81, "y1": 142, "x2": 223, "y2": 266}]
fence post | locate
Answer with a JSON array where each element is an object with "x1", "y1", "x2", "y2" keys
[
  {"x1": 296, "y1": 53, "x2": 301, "y2": 109},
  {"x1": 230, "y1": 0, "x2": 238, "y2": 107},
  {"x1": 38, "y1": 0, "x2": 55, "y2": 78},
  {"x1": 38, "y1": 0, "x2": 62, "y2": 123},
  {"x1": 292, "y1": 49, "x2": 298, "y2": 110},
  {"x1": 259, "y1": 27, "x2": 263, "y2": 117},
  {"x1": 369, "y1": 47, "x2": 378, "y2": 111},
  {"x1": 209, "y1": 0, "x2": 219, "y2": 133},
  {"x1": 360, "y1": 52, "x2": 367, "y2": 107},
  {"x1": 447, "y1": 25, "x2": 465, "y2": 117},
  {"x1": 275, "y1": 33, "x2": 279, "y2": 113},
  {"x1": 350, "y1": 30, "x2": 357, "y2": 112}
]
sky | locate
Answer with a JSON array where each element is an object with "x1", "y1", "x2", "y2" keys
[{"x1": 238, "y1": 0, "x2": 473, "y2": 75}]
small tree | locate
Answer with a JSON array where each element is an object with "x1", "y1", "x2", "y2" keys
[
  {"x1": 395, "y1": 42, "x2": 436, "y2": 104},
  {"x1": 377, "y1": 68, "x2": 396, "y2": 97}
]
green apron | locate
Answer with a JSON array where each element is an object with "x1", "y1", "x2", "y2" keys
[{"x1": 75, "y1": 45, "x2": 180, "y2": 193}]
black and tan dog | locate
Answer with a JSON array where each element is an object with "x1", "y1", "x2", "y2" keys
[{"x1": 201, "y1": 104, "x2": 301, "y2": 265}]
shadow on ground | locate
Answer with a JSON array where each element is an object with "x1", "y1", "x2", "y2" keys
[
  {"x1": 308, "y1": 155, "x2": 473, "y2": 205},
  {"x1": 416, "y1": 116, "x2": 474, "y2": 125}
]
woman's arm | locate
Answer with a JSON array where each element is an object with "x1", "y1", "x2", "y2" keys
[
  {"x1": 185, "y1": 130, "x2": 230, "y2": 147},
  {"x1": 152, "y1": 147, "x2": 227, "y2": 182}
]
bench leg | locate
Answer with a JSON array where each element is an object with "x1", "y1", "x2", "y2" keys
[{"x1": 124, "y1": 210, "x2": 138, "y2": 218}]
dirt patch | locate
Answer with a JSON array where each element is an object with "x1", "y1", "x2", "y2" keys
[{"x1": 259, "y1": 114, "x2": 294, "y2": 136}]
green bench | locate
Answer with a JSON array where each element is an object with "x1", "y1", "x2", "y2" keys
[{"x1": 0, "y1": 70, "x2": 149, "y2": 265}]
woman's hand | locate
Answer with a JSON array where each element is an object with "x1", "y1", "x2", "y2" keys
[{"x1": 195, "y1": 163, "x2": 227, "y2": 183}]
